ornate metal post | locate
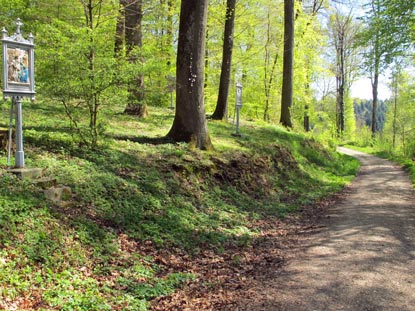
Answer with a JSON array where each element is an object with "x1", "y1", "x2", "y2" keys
[
  {"x1": 7, "y1": 98, "x2": 14, "y2": 165},
  {"x1": 234, "y1": 82, "x2": 243, "y2": 136},
  {"x1": 14, "y1": 96, "x2": 24, "y2": 167},
  {"x1": 2, "y1": 18, "x2": 35, "y2": 168}
]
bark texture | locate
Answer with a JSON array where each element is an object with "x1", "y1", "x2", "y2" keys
[
  {"x1": 123, "y1": 0, "x2": 147, "y2": 117},
  {"x1": 167, "y1": 0, "x2": 212, "y2": 150},
  {"x1": 212, "y1": 0, "x2": 236, "y2": 121},
  {"x1": 280, "y1": 0, "x2": 294, "y2": 128},
  {"x1": 114, "y1": 0, "x2": 126, "y2": 55}
]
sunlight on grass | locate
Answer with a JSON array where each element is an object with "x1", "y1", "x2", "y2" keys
[{"x1": 0, "y1": 98, "x2": 359, "y2": 310}]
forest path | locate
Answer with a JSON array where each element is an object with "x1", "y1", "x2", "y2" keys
[{"x1": 236, "y1": 147, "x2": 415, "y2": 311}]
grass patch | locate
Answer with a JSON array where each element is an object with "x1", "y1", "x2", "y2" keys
[{"x1": 0, "y1": 98, "x2": 359, "y2": 310}]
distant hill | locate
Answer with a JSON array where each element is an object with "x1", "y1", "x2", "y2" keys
[{"x1": 354, "y1": 98, "x2": 388, "y2": 132}]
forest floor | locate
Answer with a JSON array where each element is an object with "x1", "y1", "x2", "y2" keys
[
  {"x1": 1, "y1": 102, "x2": 361, "y2": 310},
  {"x1": 153, "y1": 147, "x2": 415, "y2": 310},
  {"x1": 230, "y1": 147, "x2": 415, "y2": 311}
]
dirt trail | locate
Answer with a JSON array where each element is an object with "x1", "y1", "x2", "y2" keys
[{"x1": 237, "y1": 147, "x2": 415, "y2": 311}]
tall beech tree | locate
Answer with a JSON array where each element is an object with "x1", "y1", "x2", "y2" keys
[
  {"x1": 280, "y1": 0, "x2": 295, "y2": 128},
  {"x1": 114, "y1": 0, "x2": 126, "y2": 55},
  {"x1": 359, "y1": 0, "x2": 414, "y2": 137},
  {"x1": 299, "y1": 0, "x2": 325, "y2": 131},
  {"x1": 366, "y1": 0, "x2": 382, "y2": 137},
  {"x1": 391, "y1": 63, "x2": 402, "y2": 149},
  {"x1": 263, "y1": 6, "x2": 282, "y2": 122},
  {"x1": 166, "y1": 0, "x2": 212, "y2": 150},
  {"x1": 211, "y1": 0, "x2": 237, "y2": 121},
  {"x1": 330, "y1": 11, "x2": 359, "y2": 136},
  {"x1": 123, "y1": 0, "x2": 148, "y2": 117},
  {"x1": 384, "y1": 68, "x2": 415, "y2": 155}
]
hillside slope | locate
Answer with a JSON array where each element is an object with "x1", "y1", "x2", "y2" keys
[{"x1": 0, "y1": 100, "x2": 359, "y2": 310}]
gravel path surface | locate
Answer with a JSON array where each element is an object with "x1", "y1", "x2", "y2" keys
[{"x1": 238, "y1": 147, "x2": 415, "y2": 311}]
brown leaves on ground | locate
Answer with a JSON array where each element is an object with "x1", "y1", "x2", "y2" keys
[{"x1": 146, "y1": 192, "x2": 345, "y2": 311}]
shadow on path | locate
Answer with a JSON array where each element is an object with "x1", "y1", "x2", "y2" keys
[{"x1": 235, "y1": 147, "x2": 415, "y2": 311}]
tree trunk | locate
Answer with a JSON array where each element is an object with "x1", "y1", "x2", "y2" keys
[
  {"x1": 167, "y1": 0, "x2": 212, "y2": 150},
  {"x1": 331, "y1": 11, "x2": 358, "y2": 137},
  {"x1": 166, "y1": 0, "x2": 174, "y2": 64},
  {"x1": 304, "y1": 68, "x2": 311, "y2": 132},
  {"x1": 304, "y1": 105, "x2": 310, "y2": 132},
  {"x1": 371, "y1": 68, "x2": 379, "y2": 136},
  {"x1": 370, "y1": 0, "x2": 382, "y2": 138},
  {"x1": 336, "y1": 39, "x2": 345, "y2": 136},
  {"x1": 85, "y1": 0, "x2": 99, "y2": 147},
  {"x1": 392, "y1": 69, "x2": 398, "y2": 148},
  {"x1": 124, "y1": 0, "x2": 147, "y2": 117},
  {"x1": 280, "y1": 0, "x2": 294, "y2": 128},
  {"x1": 204, "y1": 27, "x2": 209, "y2": 90},
  {"x1": 263, "y1": 11, "x2": 278, "y2": 122},
  {"x1": 114, "y1": 0, "x2": 126, "y2": 55},
  {"x1": 212, "y1": 0, "x2": 236, "y2": 121}
]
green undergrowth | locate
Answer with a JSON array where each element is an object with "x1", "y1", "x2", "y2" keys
[{"x1": 0, "y1": 99, "x2": 359, "y2": 310}]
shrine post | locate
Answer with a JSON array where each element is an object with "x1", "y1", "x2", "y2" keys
[{"x1": 2, "y1": 18, "x2": 35, "y2": 168}]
